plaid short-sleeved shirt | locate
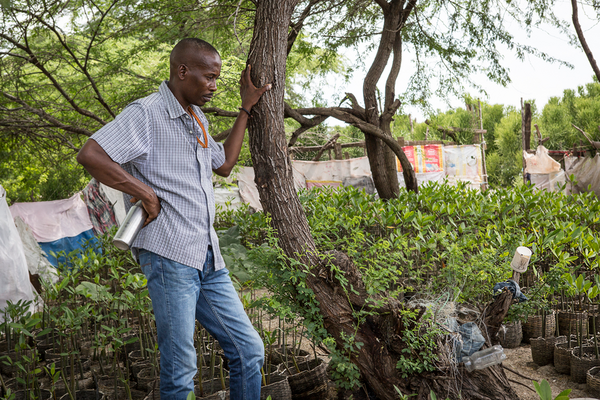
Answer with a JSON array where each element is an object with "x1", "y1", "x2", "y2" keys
[{"x1": 91, "y1": 81, "x2": 227, "y2": 271}]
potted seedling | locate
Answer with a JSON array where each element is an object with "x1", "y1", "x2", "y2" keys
[
  {"x1": 558, "y1": 273, "x2": 590, "y2": 337},
  {"x1": 570, "y1": 308, "x2": 600, "y2": 384},
  {"x1": 498, "y1": 304, "x2": 524, "y2": 349},
  {"x1": 587, "y1": 279, "x2": 600, "y2": 335},
  {"x1": 521, "y1": 284, "x2": 554, "y2": 343},
  {"x1": 531, "y1": 307, "x2": 565, "y2": 367}
]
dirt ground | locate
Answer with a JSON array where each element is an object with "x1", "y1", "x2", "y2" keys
[{"x1": 503, "y1": 345, "x2": 596, "y2": 400}]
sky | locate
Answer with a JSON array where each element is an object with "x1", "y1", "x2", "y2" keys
[{"x1": 320, "y1": 0, "x2": 600, "y2": 124}]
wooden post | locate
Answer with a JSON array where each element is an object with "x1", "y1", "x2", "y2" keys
[
  {"x1": 334, "y1": 142, "x2": 342, "y2": 160},
  {"x1": 409, "y1": 114, "x2": 414, "y2": 135},
  {"x1": 311, "y1": 133, "x2": 340, "y2": 161},
  {"x1": 397, "y1": 136, "x2": 405, "y2": 147},
  {"x1": 512, "y1": 271, "x2": 521, "y2": 285},
  {"x1": 521, "y1": 98, "x2": 525, "y2": 184},
  {"x1": 524, "y1": 104, "x2": 532, "y2": 151},
  {"x1": 479, "y1": 99, "x2": 489, "y2": 191},
  {"x1": 521, "y1": 99, "x2": 532, "y2": 184},
  {"x1": 344, "y1": 152, "x2": 350, "y2": 159}
]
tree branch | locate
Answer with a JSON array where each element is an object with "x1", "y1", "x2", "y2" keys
[
  {"x1": 572, "y1": 123, "x2": 600, "y2": 149},
  {"x1": 343, "y1": 93, "x2": 366, "y2": 117},
  {"x1": 400, "y1": 0, "x2": 417, "y2": 26},
  {"x1": 0, "y1": 32, "x2": 108, "y2": 126},
  {"x1": 287, "y1": 0, "x2": 320, "y2": 54},
  {"x1": 381, "y1": 0, "x2": 415, "y2": 124},
  {"x1": 283, "y1": 102, "x2": 329, "y2": 146},
  {"x1": 571, "y1": 0, "x2": 600, "y2": 82},
  {"x1": 212, "y1": 127, "x2": 232, "y2": 142},
  {"x1": 16, "y1": 5, "x2": 117, "y2": 118},
  {"x1": 295, "y1": 105, "x2": 364, "y2": 120},
  {"x1": 201, "y1": 107, "x2": 239, "y2": 118},
  {"x1": 1, "y1": 92, "x2": 95, "y2": 137},
  {"x1": 373, "y1": 0, "x2": 390, "y2": 12},
  {"x1": 288, "y1": 116, "x2": 329, "y2": 147},
  {"x1": 362, "y1": 2, "x2": 401, "y2": 123},
  {"x1": 383, "y1": 31, "x2": 402, "y2": 117}
]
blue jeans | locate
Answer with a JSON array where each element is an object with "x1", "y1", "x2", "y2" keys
[{"x1": 139, "y1": 248, "x2": 264, "y2": 400}]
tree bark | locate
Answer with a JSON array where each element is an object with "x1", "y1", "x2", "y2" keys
[{"x1": 246, "y1": 2, "x2": 518, "y2": 400}]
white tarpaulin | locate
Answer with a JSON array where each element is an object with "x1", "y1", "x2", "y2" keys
[
  {"x1": 237, "y1": 148, "x2": 488, "y2": 206},
  {"x1": 0, "y1": 185, "x2": 37, "y2": 322},
  {"x1": 292, "y1": 157, "x2": 371, "y2": 189},
  {"x1": 565, "y1": 154, "x2": 600, "y2": 198},
  {"x1": 530, "y1": 171, "x2": 567, "y2": 193},
  {"x1": 237, "y1": 158, "x2": 373, "y2": 210},
  {"x1": 524, "y1": 145, "x2": 565, "y2": 193},
  {"x1": 214, "y1": 186, "x2": 243, "y2": 210},
  {"x1": 524, "y1": 146, "x2": 561, "y2": 174},
  {"x1": 237, "y1": 166, "x2": 307, "y2": 211},
  {"x1": 237, "y1": 167, "x2": 262, "y2": 211},
  {"x1": 398, "y1": 171, "x2": 446, "y2": 187},
  {"x1": 9, "y1": 192, "x2": 93, "y2": 242},
  {"x1": 444, "y1": 145, "x2": 484, "y2": 189},
  {"x1": 14, "y1": 217, "x2": 59, "y2": 284}
]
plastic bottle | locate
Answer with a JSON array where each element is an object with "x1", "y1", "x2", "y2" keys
[
  {"x1": 112, "y1": 200, "x2": 148, "y2": 250},
  {"x1": 463, "y1": 345, "x2": 506, "y2": 372}
]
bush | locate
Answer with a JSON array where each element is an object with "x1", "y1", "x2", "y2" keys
[{"x1": 215, "y1": 182, "x2": 600, "y2": 388}]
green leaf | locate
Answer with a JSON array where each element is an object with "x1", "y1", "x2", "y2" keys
[
  {"x1": 589, "y1": 285, "x2": 600, "y2": 300},
  {"x1": 555, "y1": 387, "x2": 571, "y2": 399},
  {"x1": 533, "y1": 379, "x2": 552, "y2": 400}
]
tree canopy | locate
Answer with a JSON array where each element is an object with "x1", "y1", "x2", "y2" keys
[{"x1": 0, "y1": 0, "x2": 595, "y2": 202}]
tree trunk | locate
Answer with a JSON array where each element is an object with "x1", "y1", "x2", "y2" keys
[
  {"x1": 246, "y1": 0, "x2": 315, "y2": 264},
  {"x1": 246, "y1": 2, "x2": 518, "y2": 399},
  {"x1": 362, "y1": 0, "x2": 405, "y2": 199}
]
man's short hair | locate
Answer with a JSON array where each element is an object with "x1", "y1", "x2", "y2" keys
[{"x1": 170, "y1": 38, "x2": 219, "y2": 63}]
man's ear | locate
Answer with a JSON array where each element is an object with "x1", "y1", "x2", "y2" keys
[{"x1": 178, "y1": 64, "x2": 188, "y2": 80}]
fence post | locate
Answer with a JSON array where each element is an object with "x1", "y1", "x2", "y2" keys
[{"x1": 334, "y1": 143, "x2": 342, "y2": 160}]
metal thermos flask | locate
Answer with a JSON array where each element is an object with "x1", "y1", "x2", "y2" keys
[{"x1": 112, "y1": 200, "x2": 148, "y2": 250}]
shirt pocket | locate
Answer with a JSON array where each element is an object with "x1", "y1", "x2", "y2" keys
[{"x1": 196, "y1": 146, "x2": 212, "y2": 180}]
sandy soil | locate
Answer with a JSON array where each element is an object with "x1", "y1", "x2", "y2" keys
[{"x1": 503, "y1": 345, "x2": 597, "y2": 400}]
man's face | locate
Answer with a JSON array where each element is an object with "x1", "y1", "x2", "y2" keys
[{"x1": 182, "y1": 51, "x2": 222, "y2": 107}]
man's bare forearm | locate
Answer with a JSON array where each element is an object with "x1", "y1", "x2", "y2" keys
[
  {"x1": 214, "y1": 112, "x2": 249, "y2": 177},
  {"x1": 77, "y1": 139, "x2": 160, "y2": 223}
]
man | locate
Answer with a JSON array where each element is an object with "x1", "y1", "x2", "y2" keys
[{"x1": 77, "y1": 38, "x2": 271, "y2": 400}]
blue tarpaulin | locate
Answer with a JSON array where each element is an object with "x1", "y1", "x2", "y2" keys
[{"x1": 39, "y1": 229, "x2": 99, "y2": 267}]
